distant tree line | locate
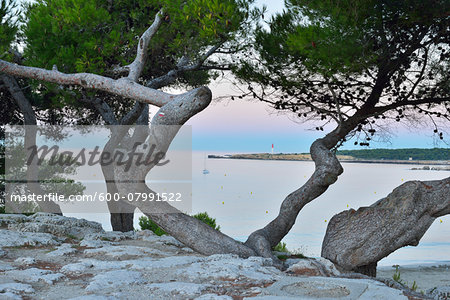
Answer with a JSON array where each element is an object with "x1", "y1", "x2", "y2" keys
[{"x1": 337, "y1": 148, "x2": 450, "y2": 161}]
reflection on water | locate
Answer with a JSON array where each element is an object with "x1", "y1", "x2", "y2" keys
[{"x1": 67, "y1": 152, "x2": 450, "y2": 266}]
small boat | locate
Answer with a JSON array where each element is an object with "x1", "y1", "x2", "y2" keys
[{"x1": 202, "y1": 169, "x2": 210, "y2": 174}]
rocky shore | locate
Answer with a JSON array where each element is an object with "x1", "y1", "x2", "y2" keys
[{"x1": 0, "y1": 213, "x2": 446, "y2": 299}]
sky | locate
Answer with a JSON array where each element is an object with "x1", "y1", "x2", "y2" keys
[{"x1": 184, "y1": 82, "x2": 446, "y2": 153}]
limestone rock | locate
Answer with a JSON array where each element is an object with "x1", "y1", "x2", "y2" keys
[
  {"x1": 7, "y1": 212, "x2": 104, "y2": 239},
  {"x1": 139, "y1": 232, "x2": 185, "y2": 247},
  {"x1": 0, "y1": 229, "x2": 60, "y2": 247},
  {"x1": 83, "y1": 245, "x2": 167, "y2": 259},
  {"x1": 0, "y1": 262, "x2": 15, "y2": 271},
  {"x1": 79, "y1": 238, "x2": 113, "y2": 248},
  {"x1": 69, "y1": 296, "x2": 118, "y2": 300},
  {"x1": 147, "y1": 282, "x2": 209, "y2": 298},
  {"x1": 46, "y1": 243, "x2": 77, "y2": 257},
  {"x1": 85, "y1": 270, "x2": 146, "y2": 292},
  {"x1": 286, "y1": 258, "x2": 340, "y2": 277},
  {"x1": 427, "y1": 286, "x2": 450, "y2": 300},
  {"x1": 195, "y1": 294, "x2": 233, "y2": 300},
  {"x1": 252, "y1": 276, "x2": 407, "y2": 299},
  {"x1": 3, "y1": 267, "x2": 65, "y2": 285},
  {"x1": 14, "y1": 257, "x2": 36, "y2": 265},
  {"x1": 83, "y1": 231, "x2": 136, "y2": 242},
  {"x1": 0, "y1": 282, "x2": 34, "y2": 299},
  {"x1": 177, "y1": 254, "x2": 281, "y2": 282},
  {"x1": 0, "y1": 214, "x2": 28, "y2": 227}
]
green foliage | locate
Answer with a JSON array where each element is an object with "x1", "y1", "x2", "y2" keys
[
  {"x1": 23, "y1": 0, "x2": 255, "y2": 84},
  {"x1": 273, "y1": 242, "x2": 307, "y2": 260},
  {"x1": 0, "y1": 205, "x2": 5, "y2": 214},
  {"x1": 0, "y1": 0, "x2": 18, "y2": 57},
  {"x1": 17, "y1": 0, "x2": 257, "y2": 124},
  {"x1": 23, "y1": 0, "x2": 133, "y2": 74},
  {"x1": 192, "y1": 211, "x2": 221, "y2": 231},
  {"x1": 392, "y1": 265, "x2": 403, "y2": 284},
  {"x1": 392, "y1": 265, "x2": 420, "y2": 291},
  {"x1": 273, "y1": 242, "x2": 288, "y2": 252},
  {"x1": 138, "y1": 216, "x2": 167, "y2": 236},
  {"x1": 337, "y1": 148, "x2": 450, "y2": 161},
  {"x1": 254, "y1": 0, "x2": 449, "y2": 76},
  {"x1": 139, "y1": 211, "x2": 221, "y2": 235}
]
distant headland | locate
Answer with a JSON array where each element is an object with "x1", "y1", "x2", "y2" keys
[{"x1": 208, "y1": 148, "x2": 450, "y2": 167}]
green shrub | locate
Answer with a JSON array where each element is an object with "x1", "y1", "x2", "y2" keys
[
  {"x1": 139, "y1": 212, "x2": 221, "y2": 235},
  {"x1": 276, "y1": 254, "x2": 288, "y2": 260},
  {"x1": 0, "y1": 206, "x2": 5, "y2": 214},
  {"x1": 273, "y1": 242, "x2": 288, "y2": 252},
  {"x1": 192, "y1": 212, "x2": 220, "y2": 231},
  {"x1": 138, "y1": 216, "x2": 167, "y2": 236},
  {"x1": 273, "y1": 242, "x2": 307, "y2": 260}
]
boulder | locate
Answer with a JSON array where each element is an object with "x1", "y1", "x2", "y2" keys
[
  {"x1": 286, "y1": 258, "x2": 340, "y2": 277},
  {"x1": 0, "y1": 214, "x2": 28, "y2": 227},
  {"x1": 0, "y1": 229, "x2": 60, "y2": 247}
]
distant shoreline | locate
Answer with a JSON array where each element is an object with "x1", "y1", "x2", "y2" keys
[{"x1": 208, "y1": 154, "x2": 450, "y2": 166}]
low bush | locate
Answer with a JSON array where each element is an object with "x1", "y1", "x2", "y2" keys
[
  {"x1": 272, "y1": 242, "x2": 288, "y2": 252},
  {"x1": 139, "y1": 211, "x2": 221, "y2": 235}
]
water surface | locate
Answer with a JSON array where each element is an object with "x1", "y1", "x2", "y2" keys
[{"x1": 67, "y1": 152, "x2": 450, "y2": 267}]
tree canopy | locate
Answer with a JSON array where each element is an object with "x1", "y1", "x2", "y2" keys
[
  {"x1": 0, "y1": 0, "x2": 17, "y2": 55},
  {"x1": 22, "y1": 0, "x2": 256, "y2": 118},
  {"x1": 237, "y1": 0, "x2": 450, "y2": 146},
  {"x1": 0, "y1": 0, "x2": 21, "y2": 126}
]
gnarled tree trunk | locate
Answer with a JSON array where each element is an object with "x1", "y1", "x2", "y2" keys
[
  {"x1": 243, "y1": 139, "x2": 344, "y2": 261},
  {"x1": 321, "y1": 177, "x2": 450, "y2": 277},
  {"x1": 111, "y1": 85, "x2": 259, "y2": 258}
]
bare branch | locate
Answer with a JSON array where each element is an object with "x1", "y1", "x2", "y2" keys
[
  {"x1": 0, "y1": 59, "x2": 176, "y2": 107},
  {"x1": 198, "y1": 65, "x2": 231, "y2": 71},
  {"x1": 79, "y1": 96, "x2": 118, "y2": 125},
  {"x1": 402, "y1": 47, "x2": 428, "y2": 102},
  {"x1": 371, "y1": 97, "x2": 450, "y2": 117},
  {"x1": 327, "y1": 83, "x2": 343, "y2": 125},
  {"x1": 120, "y1": 101, "x2": 146, "y2": 125},
  {"x1": 146, "y1": 40, "x2": 226, "y2": 89},
  {"x1": 127, "y1": 10, "x2": 164, "y2": 81}
]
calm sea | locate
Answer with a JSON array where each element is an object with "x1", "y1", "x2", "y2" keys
[{"x1": 66, "y1": 152, "x2": 450, "y2": 267}]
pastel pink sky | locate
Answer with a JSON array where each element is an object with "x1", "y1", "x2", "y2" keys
[{"x1": 184, "y1": 81, "x2": 444, "y2": 153}]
